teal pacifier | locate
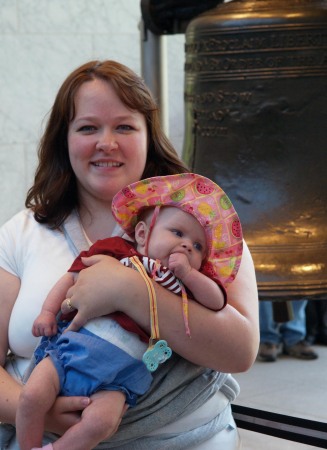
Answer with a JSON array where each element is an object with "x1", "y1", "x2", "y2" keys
[{"x1": 142, "y1": 339, "x2": 172, "y2": 372}]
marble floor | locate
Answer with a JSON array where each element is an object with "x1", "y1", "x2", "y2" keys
[{"x1": 233, "y1": 344, "x2": 327, "y2": 450}]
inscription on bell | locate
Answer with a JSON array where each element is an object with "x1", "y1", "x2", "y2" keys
[
  {"x1": 185, "y1": 91, "x2": 252, "y2": 105},
  {"x1": 185, "y1": 31, "x2": 327, "y2": 53},
  {"x1": 187, "y1": 89, "x2": 253, "y2": 136},
  {"x1": 185, "y1": 52, "x2": 327, "y2": 73}
]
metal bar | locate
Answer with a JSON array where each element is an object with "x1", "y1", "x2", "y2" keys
[
  {"x1": 232, "y1": 405, "x2": 327, "y2": 449},
  {"x1": 140, "y1": 19, "x2": 169, "y2": 135}
]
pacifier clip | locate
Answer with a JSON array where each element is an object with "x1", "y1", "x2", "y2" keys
[{"x1": 130, "y1": 256, "x2": 172, "y2": 372}]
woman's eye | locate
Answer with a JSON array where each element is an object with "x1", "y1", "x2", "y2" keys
[
  {"x1": 117, "y1": 124, "x2": 134, "y2": 132},
  {"x1": 78, "y1": 125, "x2": 96, "y2": 133}
]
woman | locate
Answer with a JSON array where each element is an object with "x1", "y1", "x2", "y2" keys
[{"x1": 0, "y1": 60, "x2": 259, "y2": 449}]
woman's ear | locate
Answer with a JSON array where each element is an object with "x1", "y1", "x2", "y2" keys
[{"x1": 134, "y1": 221, "x2": 149, "y2": 252}]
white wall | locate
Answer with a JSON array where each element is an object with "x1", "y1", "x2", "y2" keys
[{"x1": 0, "y1": 0, "x2": 185, "y2": 225}]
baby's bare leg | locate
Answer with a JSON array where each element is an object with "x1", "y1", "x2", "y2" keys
[
  {"x1": 52, "y1": 390, "x2": 127, "y2": 450},
  {"x1": 16, "y1": 357, "x2": 60, "y2": 450}
]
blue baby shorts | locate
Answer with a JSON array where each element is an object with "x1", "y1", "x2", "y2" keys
[{"x1": 34, "y1": 320, "x2": 152, "y2": 406}]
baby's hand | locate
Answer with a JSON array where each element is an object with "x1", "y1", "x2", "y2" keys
[
  {"x1": 168, "y1": 252, "x2": 192, "y2": 281},
  {"x1": 32, "y1": 311, "x2": 58, "y2": 337}
]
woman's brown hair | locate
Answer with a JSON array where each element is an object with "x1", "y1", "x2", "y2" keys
[{"x1": 25, "y1": 60, "x2": 189, "y2": 228}]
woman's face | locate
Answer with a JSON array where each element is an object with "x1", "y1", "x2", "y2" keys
[{"x1": 68, "y1": 78, "x2": 148, "y2": 206}]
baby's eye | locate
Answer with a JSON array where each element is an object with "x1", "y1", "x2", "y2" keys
[
  {"x1": 171, "y1": 229, "x2": 183, "y2": 237},
  {"x1": 193, "y1": 242, "x2": 203, "y2": 252}
]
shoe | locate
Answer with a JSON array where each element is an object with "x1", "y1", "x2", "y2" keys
[
  {"x1": 257, "y1": 343, "x2": 282, "y2": 362},
  {"x1": 283, "y1": 340, "x2": 318, "y2": 360}
]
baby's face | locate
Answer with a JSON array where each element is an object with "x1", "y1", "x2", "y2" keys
[{"x1": 147, "y1": 207, "x2": 207, "y2": 269}]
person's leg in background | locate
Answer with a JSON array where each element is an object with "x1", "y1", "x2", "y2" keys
[
  {"x1": 258, "y1": 299, "x2": 318, "y2": 362},
  {"x1": 317, "y1": 300, "x2": 327, "y2": 344},
  {"x1": 306, "y1": 299, "x2": 319, "y2": 344},
  {"x1": 282, "y1": 299, "x2": 318, "y2": 359},
  {"x1": 306, "y1": 299, "x2": 327, "y2": 345},
  {"x1": 280, "y1": 299, "x2": 307, "y2": 347},
  {"x1": 257, "y1": 300, "x2": 283, "y2": 362}
]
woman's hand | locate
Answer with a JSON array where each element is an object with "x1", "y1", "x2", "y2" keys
[
  {"x1": 61, "y1": 255, "x2": 149, "y2": 333},
  {"x1": 45, "y1": 395, "x2": 90, "y2": 435}
]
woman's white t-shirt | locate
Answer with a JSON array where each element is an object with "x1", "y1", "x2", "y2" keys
[{"x1": 0, "y1": 209, "x2": 75, "y2": 360}]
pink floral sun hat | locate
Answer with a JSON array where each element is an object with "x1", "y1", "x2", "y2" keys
[{"x1": 112, "y1": 173, "x2": 243, "y2": 287}]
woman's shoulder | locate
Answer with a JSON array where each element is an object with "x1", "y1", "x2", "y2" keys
[
  {"x1": 0, "y1": 208, "x2": 73, "y2": 278},
  {"x1": 1, "y1": 208, "x2": 35, "y2": 230},
  {"x1": 0, "y1": 208, "x2": 61, "y2": 255},
  {"x1": 0, "y1": 208, "x2": 58, "y2": 236},
  {"x1": 0, "y1": 209, "x2": 35, "y2": 276}
]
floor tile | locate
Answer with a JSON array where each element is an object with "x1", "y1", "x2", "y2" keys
[{"x1": 233, "y1": 344, "x2": 327, "y2": 449}]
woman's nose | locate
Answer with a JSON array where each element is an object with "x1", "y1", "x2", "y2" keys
[{"x1": 96, "y1": 131, "x2": 118, "y2": 152}]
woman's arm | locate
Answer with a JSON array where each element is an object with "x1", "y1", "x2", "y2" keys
[
  {"x1": 0, "y1": 268, "x2": 22, "y2": 423},
  {"x1": 0, "y1": 267, "x2": 90, "y2": 431},
  {"x1": 63, "y1": 241, "x2": 259, "y2": 373}
]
